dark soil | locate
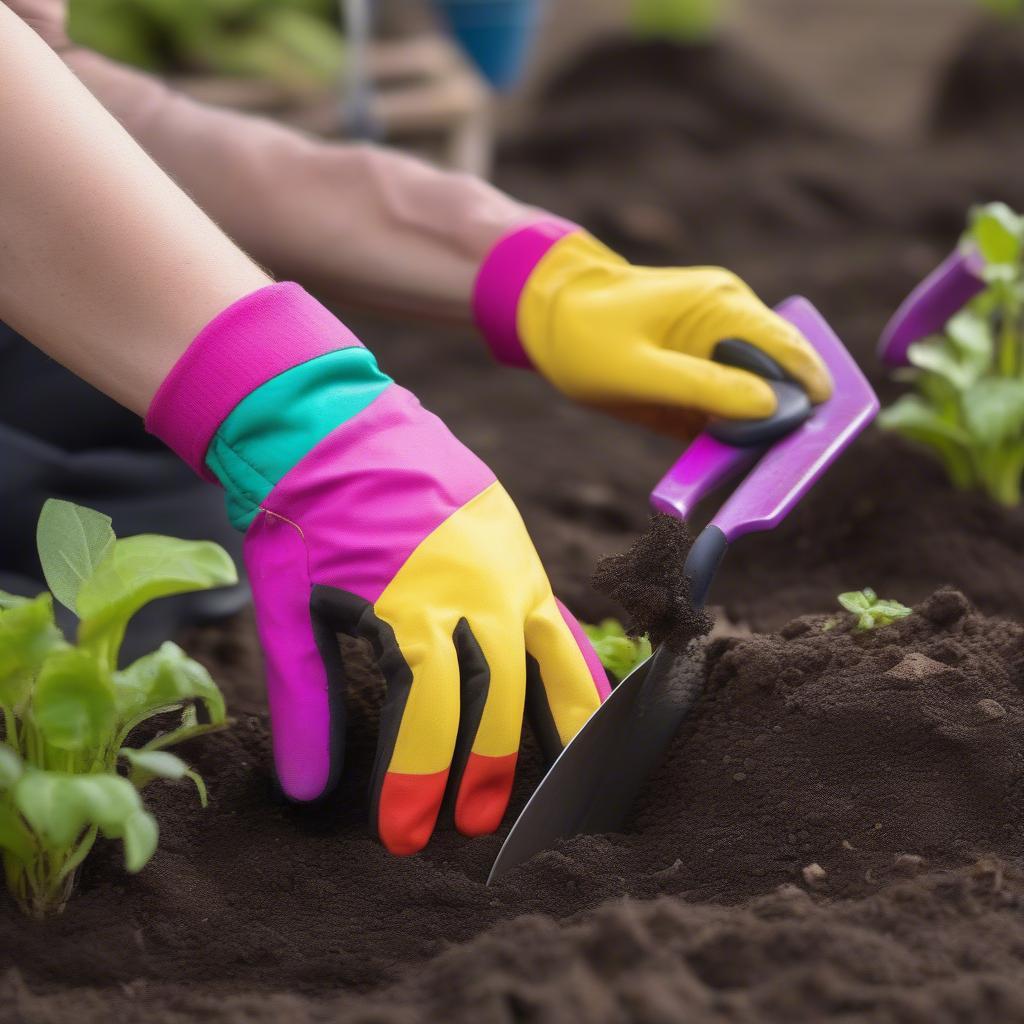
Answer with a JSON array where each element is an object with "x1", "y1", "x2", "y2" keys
[
  {"x1": 593, "y1": 515, "x2": 714, "y2": 652},
  {"x1": 5, "y1": 590, "x2": 1024, "y2": 1023},
  {"x1": 8, "y1": 24, "x2": 1024, "y2": 1024},
  {"x1": 931, "y1": 17, "x2": 1024, "y2": 140}
]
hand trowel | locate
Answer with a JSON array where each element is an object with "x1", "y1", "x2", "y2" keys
[{"x1": 488, "y1": 296, "x2": 878, "y2": 884}]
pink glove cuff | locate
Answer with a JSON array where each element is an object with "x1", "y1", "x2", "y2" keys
[
  {"x1": 146, "y1": 282, "x2": 362, "y2": 478},
  {"x1": 472, "y1": 217, "x2": 578, "y2": 369}
]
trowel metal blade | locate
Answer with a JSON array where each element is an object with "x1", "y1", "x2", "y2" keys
[{"x1": 487, "y1": 645, "x2": 704, "y2": 884}]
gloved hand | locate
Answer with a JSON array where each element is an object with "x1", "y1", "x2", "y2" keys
[
  {"x1": 147, "y1": 284, "x2": 609, "y2": 855},
  {"x1": 473, "y1": 218, "x2": 833, "y2": 431}
]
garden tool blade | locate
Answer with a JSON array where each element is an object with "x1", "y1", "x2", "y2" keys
[
  {"x1": 488, "y1": 297, "x2": 877, "y2": 885},
  {"x1": 878, "y1": 248, "x2": 985, "y2": 367}
]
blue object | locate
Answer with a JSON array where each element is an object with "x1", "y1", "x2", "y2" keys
[{"x1": 433, "y1": 0, "x2": 542, "y2": 90}]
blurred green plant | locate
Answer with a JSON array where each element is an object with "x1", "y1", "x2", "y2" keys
[
  {"x1": 632, "y1": 0, "x2": 724, "y2": 42},
  {"x1": 837, "y1": 589, "x2": 912, "y2": 631},
  {"x1": 978, "y1": 0, "x2": 1024, "y2": 18},
  {"x1": 68, "y1": 0, "x2": 345, "y2": 88},
  {"x1": 0, "y1": 500, "x2": 233, "y2": 918},
  {"x1": 583, "y1": 619, "x2": 652, "y2": 682},
  {"x1": 879, "y1": 202, "x2": 1024, "y2": 505}
]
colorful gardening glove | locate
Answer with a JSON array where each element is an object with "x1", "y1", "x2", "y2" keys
[
  {"x1": 146, "y1": 284, "x2": 609, "y2": 855},
  {"x1": 473, "y1": 218, "x2": 833, "y2": 431}
]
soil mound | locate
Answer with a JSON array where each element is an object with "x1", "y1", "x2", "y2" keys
[
  {"x1": 529, "y1": 37, "x2": 838, "y2": 160},
  {"x1": 4, "y1": 590, "x2": 1024, "y2": 1022},
  {"x1": 932, "y1": 18, "x2": 1024, "y2": 140}
]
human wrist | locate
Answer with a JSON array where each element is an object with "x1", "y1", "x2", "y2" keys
[
  {"x1": 471, "y1": 216, "x2": 582, "y2": 368},
  {"x1": 145, "y1": 282, "x2": 365, "y2": 479}
]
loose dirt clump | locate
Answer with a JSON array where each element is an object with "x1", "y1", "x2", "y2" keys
[{"x1": 593, "y1": 514, "x2": 714, "y2": 652}]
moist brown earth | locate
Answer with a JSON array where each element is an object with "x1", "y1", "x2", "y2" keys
[
  {"x1": 7, "y1": 29, "x2": 1024, "y2": 1024},
  {"x1": 593, "y1": 514, "x2": 714, "y2": 651}
]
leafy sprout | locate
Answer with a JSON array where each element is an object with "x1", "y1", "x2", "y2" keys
[
  {"x1": 837, "y1": 589, "x2": 912, "y2": 631},
  {"x1": 632, "y1": 0, "x2": 723, "y2": 42},
  {"x1": 583, "y1": 619, "x2": 652, "y2": 682},
  {"x1": 68, "y1": 0, "x2": 345, "y2": 89},
  {"x1": 0, "y1": 500, "x2": 234, "y2": 917},
  {"x1": 979, "y1": 0, "x2": 1024, "y2": 18},
  {"x1": 879, "y1": 202, "x2": 1024, "y2": 505}
]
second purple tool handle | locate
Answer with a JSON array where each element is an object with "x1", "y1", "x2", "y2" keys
[{"x1": 650, "y1": 296, "x2": 879, "y2": 541}]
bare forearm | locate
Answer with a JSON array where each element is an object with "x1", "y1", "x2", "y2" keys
[
  {"x1": 62, "y1": 48, "x2": 535, "y2": 322},
  {"x1": 0, "y1": 5, "x2": 270, "y2": 414}
]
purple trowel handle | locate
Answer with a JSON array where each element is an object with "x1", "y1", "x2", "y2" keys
[
  {"x1": 650, "y1": 433, "x2": 759, "y2": 519},
  {"x1": 710, "y1": 296, "x2": 878, "y2": 542},
  {"x1": 650, "y1": 300, "x2": 817, "y2": 520},
  {"x1": 878, "y1": 248, "x2": 986, "y2": 367}
]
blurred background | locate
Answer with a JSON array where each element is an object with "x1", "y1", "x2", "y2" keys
[
  {"x1": 28, "y1": 0, "x2": 1024, "y2": 627},
  {"x1": 64, "y1": 0, "x2": 991, "y2": 173}
]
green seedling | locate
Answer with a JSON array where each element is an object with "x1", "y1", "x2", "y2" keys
[
  {"x1": 68, "y1": 0, "x2": 345, "y2": 88},
  {"x1": 583, "y1": 618, "x2": 652, "y2": 682},
  {"x1": 0, "y1": 500, "x2": 235, "y2": 918},
  {"x1": 837, "y1": 589, "x2": 912, "y2": 631},
  {"x1": 979, "y1": 0, "x2": 1024, "y2": 18},
  {"x1": 880, "y1": 202, "x2": 1024, "y2": 506},
  {"x1": 632, "y1": 0, "x2": 724, "y2": 41}
]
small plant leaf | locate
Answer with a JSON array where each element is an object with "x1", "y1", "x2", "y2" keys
[
  {"x1": 963, "y1": 378, "x2": 1024, "y2": 447},
  {"x1": 13, "y1": 770, "x2": 157, "y2": 872},
  {"x1": 583, "y1": 620, "x2": 653, "y2": 681},
  {"x1": 113, "y1": 641, "x2": 226, "y2": 736},
  {"x1": 838, "y1": 591, "x2": 870, "y2": 613},
  {"x1": 32, "y1": 649, "x2": 117, "y2": 752},
  {"x1": 0, "y1": 744, "x2": 23, "y2": 788},
  {"x1": 946, "y1": 309, "x2": 995, "y2": 361},
  {"x1": 0, "y1": 594, "x2": 64, "y2": 707},
  {"x1": 121, "y1": 810, "x2": 159, "y2": 873},
  {"x1": 969, "y1": 201, "x2": 1024, "y2": 268},
  {"x1": 836, "y1": 589, "x2": 911, "y2": 631},
  {"x1": 77, "y1": 536, "x2": 237, "y2": 657},
  {"x1": 0, "y1": 591, "x2": 28, "y2": 610},
  {"x1": 0, "y1": 803, "x2": 34, "y2": 866},
  {"x1": 120, "y1": 748, "x2": 208, "y2": 806},
  {"x1": 36, "y1": 500, "x2": 115, "y2": 614}
]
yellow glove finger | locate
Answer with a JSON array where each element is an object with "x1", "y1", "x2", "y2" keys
[
  {"x1": 370, "y1": 608, "x2": 461, "y2": 856},
  {"x1": 449, "y1": 616, "x2": 526, "y2": 838},
  {"x1": 524, "y1": 595, "x2": 607, "y2": 752},
  {"x1": 698, "y1": 296, "x2": 833, "y2": 403},
  {"x1": 590, "y1": 343, "x2": 781, "y2": 421}
]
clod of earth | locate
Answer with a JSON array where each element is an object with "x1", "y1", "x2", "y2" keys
[{"x1": 592, "y1": 514, "x2": 714, "y2": 652}]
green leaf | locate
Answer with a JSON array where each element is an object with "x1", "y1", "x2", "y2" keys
[
  {"x1": 0, "y1": 802, "x2": 34, "y2": 866},
  {"x1": 838, "y1": 591, "x2": 870, "y2": 614},
  {"x1": 113, "y1": 641, "x2": 226, "y2": 734},
  {"x1": 946, "y1": 309, "x2": 995, "y2": 361},
  {"x1": 77, "y1": 535, "x2": 237, "y2": 658},
  {"x1": 0, "y1": 745, "x2": 23, "y2": 789},
  {"x1": 837, "y1": 589, "x2": 911, "y2": 630},
  {"x1": 13, "y1": 770, "x2": 157, "y2": 871},
  {"x1": 877, "y1": 395, "x2": 971, "y2": 445},
  {"x1": 121, "y1": 810, "x2": 158, "y2": 873},
  {"x1": 968, "y1": 202, "x2": 1024, "y2": 268},
  {"x1": 0, "y1": 594, "x2": 64, "y2": 707},
  {"x1": 120, "y1": 747, "x2": 187, "y2": 779},
  {"x1": 36, "y1": 500, "x2": 115, "y2": 614},
  {"x1": 962, "y1": 378, "x2": 1024, "y2": 448},
  {"x1": 120, "y1": 748, "x2": 208, "y2": 806},
  {"x1": 32, "y1": 648, "x2": 117, "y2": 752},
  {"x1": 0, "y1": 591, "x2": 28, "y2": 610},
  {"x1": 582, "y1": 619, "x2": 653, "y2": 682}
]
